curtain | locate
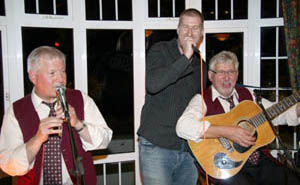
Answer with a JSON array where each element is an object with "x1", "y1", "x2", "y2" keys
[{"x1": 282, "y1": 0, "x2": 300, "y2": 92}]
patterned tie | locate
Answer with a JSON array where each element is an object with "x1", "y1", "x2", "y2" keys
[
  {"x1": 248, "y1": 150, "x2": 260, "y2": 165},
  {"x1": 42, "y1": 101, "x2": 63, "y2": 185},
  {"x1": 221, "y1": 95, "x2": 235, "y2": 110},
  {"x1": 221, "y1": 96, "x2": 260, "y2": 165}
]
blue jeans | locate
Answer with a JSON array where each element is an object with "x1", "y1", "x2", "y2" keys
[{"x1": 138, "y1": 136, "x2": 198, "y2": 185}]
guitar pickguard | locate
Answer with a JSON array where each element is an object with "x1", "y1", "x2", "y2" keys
[
  {"x1": 214, "y1": 152, "x2": 243, "y2": 169},
  {"x1": 233, "y1": 142, "x2": 251, "y2": 153},
  {"x1": 231, "y1": 120, "x2": 257, "y2": 153}
]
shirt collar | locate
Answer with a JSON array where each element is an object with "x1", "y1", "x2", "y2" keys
[
  {"x1": 31, "y1": 88, "x2": 56, "y2": 109},
  {"x1": 211, "y1": 86, "x2": 239, "y2": 102}
]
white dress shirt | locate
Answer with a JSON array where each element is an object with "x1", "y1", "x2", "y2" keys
[
  {"x1": 0, "y1": 89, "x2": 113, "y2": 184},
  {"x1": 176, "y1": 86, "x2": 300, "y2": 143}
]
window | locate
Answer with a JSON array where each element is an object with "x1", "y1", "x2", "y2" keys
[
  {"x1": 145, "y1": 30, "x2": 177, "y2": 52},
  {"x1": 261, "y1": 0, "x2": 283, "y2": 18},
  {"x1": 0, "y1": 0, "x2": 5, "y2": 16},
  {"x1": 148, "y1": 0, "x2": 185, "y2": 18},
  {"x1": 86, "y1": 0, "x2": 132, "y2": 20},
  {"x1": 233, "y1": 0, "x2": 248, "y2": 19},
  {"x1": 87, "y1": 30, "x2": 134, "y2": 154},
  {"x1": 260, "y1": 26, "x2": 289, "y2": 101},
  {"x1": 202, "y1": 0, "x2": 248, "y2": 20},
  {"x1": 95, "y1": 161, "x2": 135, "y2": 184},
  {"x1": 24, "y1": 0, "x2": 68, "y2": 15},
  {"x1": 218, "y1": 0, "x2": 231, "y2": 20}
]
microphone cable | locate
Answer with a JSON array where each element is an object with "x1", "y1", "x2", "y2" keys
[{"x1": 197, "y1": 48, "x2": 210, "y2": 185}]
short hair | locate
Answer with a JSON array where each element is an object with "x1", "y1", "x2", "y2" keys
[
  {"x1": 27, "y1": 46, "x2": 66, "y2": 73},
  {"x1": 178, "y1": 8, "x2": 204, "y2": 31},
  {"x1": 209, "y1": 51, "x2": 239, "y2": 71}
]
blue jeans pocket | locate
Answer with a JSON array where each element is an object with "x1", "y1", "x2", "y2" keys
[{"x1": 138, "y1": 136, "x2": 155, "y2": 152}]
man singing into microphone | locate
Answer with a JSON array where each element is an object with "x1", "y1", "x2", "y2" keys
[
  {"x1": 138, "y1": 8, "x2": 207, "y2": 185},
  {"x1": 0, "y1": 46, "x2": 113, "y2": 185}
]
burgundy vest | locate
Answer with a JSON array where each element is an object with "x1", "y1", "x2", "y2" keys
[
  {"x1": 13, "y1": 89, "x2": 97, "y2": 185},
  {"x1": 203, "y1": 86, "x2": 253, "y2": 116}
]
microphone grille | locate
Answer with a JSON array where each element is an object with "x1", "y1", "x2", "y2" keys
[{"x1": 56, "y1": 85, "x2": 66, "y2": 91}]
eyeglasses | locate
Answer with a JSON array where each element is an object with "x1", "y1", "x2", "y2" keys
[
  {"x1": 179, "y1": 25, "x2": 202, "y2": 33},
  {"x1": 210, "y1": 70, "x2": 237, "y2": 76}
]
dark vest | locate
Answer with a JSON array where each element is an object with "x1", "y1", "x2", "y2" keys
[
  {"x1": 204, "y1": 87, "x2": 253, "y2": 116},
  {"x1": 13, "y1": 89, "x2": 97, "y2": 185}
]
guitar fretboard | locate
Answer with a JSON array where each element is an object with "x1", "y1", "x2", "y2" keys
[{"x1": 250, "y1": 91, "x2": 300, "y2": 127}]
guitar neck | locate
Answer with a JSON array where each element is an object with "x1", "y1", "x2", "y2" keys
[{"x1": 251, "y1": 91, "x2": 300, "y2": 127}]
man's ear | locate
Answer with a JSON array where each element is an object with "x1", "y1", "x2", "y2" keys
[{"x1": 28, "y1": 70, "x2": 36, "y2": 85}]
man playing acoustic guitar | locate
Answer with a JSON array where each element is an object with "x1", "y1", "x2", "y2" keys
[{"x1": 176, "y1": 50, "x2": 300, "y2": 185}]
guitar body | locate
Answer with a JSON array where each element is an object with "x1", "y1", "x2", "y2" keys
[{"x1": 188, "y1": 100, "x2": 275, "y2": 179}]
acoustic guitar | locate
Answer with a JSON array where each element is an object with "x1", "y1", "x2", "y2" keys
[{"x1": 188, "y1": 91, "x2": 300, "y2": 179}]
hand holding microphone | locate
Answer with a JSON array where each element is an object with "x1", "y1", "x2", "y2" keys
[
  {"x1": 192, "y1": 45, "x2": 201, "y2": 55},
  {"x1": 182, "y1": 37, "x2": 200, "y2": 60}
]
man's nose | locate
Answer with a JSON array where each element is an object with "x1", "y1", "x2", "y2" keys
[
  {"x1": 223, "y1": 73, "x2": 230, "y2": 80},
  {"x1": 187, "y1": 28, "x2": 192, "y2": 36}
]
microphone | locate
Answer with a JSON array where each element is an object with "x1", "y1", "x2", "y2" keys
[
  {"x1": 192, "y1": 45, "x2": 201, "y2": 55},
  {"x1": 56, "y1": 85, "x2": 69, "y2": 113}
]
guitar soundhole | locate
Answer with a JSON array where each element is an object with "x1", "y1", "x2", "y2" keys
[
  {"x1": 233, "y1": 120, "x2": 257, "y2": 153},
  {"x1": 233, "y1": 142, "x2": 251, "y2": 153}
]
